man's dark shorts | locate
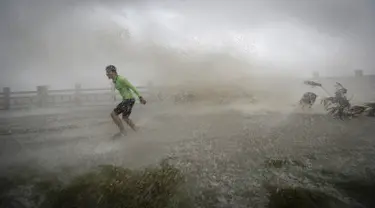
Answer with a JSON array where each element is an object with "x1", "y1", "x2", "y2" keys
[{"x1": 113, "y1": 98, "x2": 135, "y2": 118}]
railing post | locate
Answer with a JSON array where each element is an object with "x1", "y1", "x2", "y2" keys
[
  {"x1": 3, "y1": 87, "x2": 10, "y2": 110},
  {"x1": 313, "y1": 71, "x2": 319, "y2": 78},
  {"x1": 74, "y1": 83, "x2": 82, "y2": 106},
  {"x1": 37, "y1": 85, "x2": 49, "y2": 107},
  {"x1": 354, "y1": 69, "x2": 363, "y2": 77}
]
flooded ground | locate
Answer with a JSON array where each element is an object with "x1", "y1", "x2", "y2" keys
[{"x1": 1, "y1": 100, "x2": 375, "y2": 207}]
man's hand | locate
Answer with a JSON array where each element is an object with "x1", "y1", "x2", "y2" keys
[{"x1": 139, "y1": 96, "x2": 147, "y2": 105}]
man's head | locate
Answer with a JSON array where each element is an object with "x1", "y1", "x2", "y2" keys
[{"x1": 106, "y1": 65, "x2": 117, "y2": 79}]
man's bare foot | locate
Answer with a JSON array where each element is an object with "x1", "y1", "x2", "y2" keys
[
  {"x1": 112, "y1": 131, "x2": 126, "y2": 139},
  {"x1": 123, "y1": 118, "x2": 139, "y2": 132},
  {"x1": 132, "y1": 126, "x2": 140, "y2": 132}
]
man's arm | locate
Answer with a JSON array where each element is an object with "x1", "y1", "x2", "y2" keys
[
  {"x1": 120, "y1": 77, "x2": 142, "y2": 97},
  {"x1": 120, "y1": 77, "x2": 146, "y2": 104}
]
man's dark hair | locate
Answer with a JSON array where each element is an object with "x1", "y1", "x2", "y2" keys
[{"x1": 106, "y1": 65, "x2": 117, "y2": 72}]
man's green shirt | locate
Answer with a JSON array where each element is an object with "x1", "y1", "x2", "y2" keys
[{"x1": 113, "y1": 75, "x2": 141, "y2": 100}]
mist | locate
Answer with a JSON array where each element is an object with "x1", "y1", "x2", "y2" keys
[
  {"x1": 1, "y1": 0, "x2": 375, "y2": 91},
  {"x1": 2, "y1": 1, "x2": 375, "y2": 207}
]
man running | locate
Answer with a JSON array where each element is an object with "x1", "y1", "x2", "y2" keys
[{"x1": 105, "y1": 65, "x2": 147, "y2": 138}]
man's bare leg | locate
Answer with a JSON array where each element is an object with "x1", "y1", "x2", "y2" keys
[
  {"x1": 123, "y1": 117, "x2": 139, "y2": 132},
  {"x1": 111, "y1": 111, "x2": 126, "y2": 135}
]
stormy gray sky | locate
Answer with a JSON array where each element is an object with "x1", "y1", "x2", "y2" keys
[{"x1": 1, "y1": 0, "x2": 375, "y2": 90}]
